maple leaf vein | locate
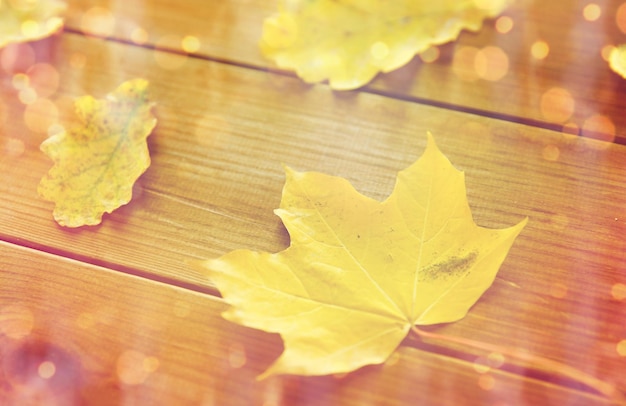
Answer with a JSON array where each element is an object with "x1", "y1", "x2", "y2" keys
[{"x1": 300, "y1": 185, "x2": 405, "y2": 318}]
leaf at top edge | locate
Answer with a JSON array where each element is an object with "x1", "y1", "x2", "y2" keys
[
  {"x1": 38, "y1": 78, "x2": 156, "y2": 228},
  {"x1": 197, "y1": 132, "x2": 527, "y2": 378},
  {"x1": 260, "y1": 0, "x2": 511, "y2": 90},
  {"x1": 0, "y1": 0, "x2": 66, "y2": 48}
]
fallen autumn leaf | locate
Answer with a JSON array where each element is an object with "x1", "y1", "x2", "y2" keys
[
  {"x1": 0, "y1": 0, "x2": 66, "y2": 49},
  {"x1": 38, "y1": 78, "x2": 156, "y2": 227},
  {"x1": 260, "y1": 0, "x2": 511, "y2": 89},
  {"x1": 198, "y1": 133, "x2": 527, "y2": 378}
]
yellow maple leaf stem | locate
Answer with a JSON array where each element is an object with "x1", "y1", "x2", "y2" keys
[{"x1": 411, "y1": 326, "x2": 625, "y2": 403}]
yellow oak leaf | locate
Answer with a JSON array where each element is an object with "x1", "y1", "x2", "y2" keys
[
  {"x1": 0, "y1": 0, "x2": 66, "y2": 48},
  {"x1": 198, "y1": 133, "x2": 527, "y2": 378},
  {"x1": 609, "y1": 44, "x2": 626, "y2": 79},
  {"x1": 260, "y1": 0, "x2": 511, "y2": 90},
  {"x1": 38, "y1": 79, "x2": 156, "y2": 228}
]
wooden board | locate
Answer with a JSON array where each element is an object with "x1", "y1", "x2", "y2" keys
[
  {"x1": 1, "y1": 1, "x2": 625, "y2": 403},
  {"x1": 1, "y1": 32, "x2": 626, "y2": 398},
  {"x1": 62, "y1": 0, "x2": 626, "y2": 144},
  {"x1": 0, "y1": 241, "x2": 614, "y2": 405}
]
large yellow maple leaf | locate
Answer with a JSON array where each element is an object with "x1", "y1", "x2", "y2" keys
[
  {"x1": 0, "y1": 0, "x2": 66, "y2": 48},
  {"x1": 261, "y1": 0, "x2": 511, "y2": 89},
  {"x1": 199, "y1": 133, "x2": 527, "y2": 378},
  {"x1": 38, "y1": 79, "x2": 156, "y2": 227}
]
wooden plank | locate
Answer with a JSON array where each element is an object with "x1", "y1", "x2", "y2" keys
[
  {"x1": 1, "y1": 33, "x2": 626, "y2": 396},
  {"x1": 63, "y1": 0, "x2": 626, "y2": 144},
  {"x1": 0, "y1": 241, "x2": 615, "y2": 405},
  {"x1": 63, "y1": 0, "x2": 271, "y2": 67}
]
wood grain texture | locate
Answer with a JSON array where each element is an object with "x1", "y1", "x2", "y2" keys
[
  {"x1": 1, "y1": 31, "x2": 626, "y2": 394},
  {"x1": 0, "y1": 241, "x2": 615, "y2": 405},
  {"x1": 1, "y1": 32, "x2": 626, "y2": 399},
  {"x1": 1, "y1": 2, "x2": 626, "y2": 403},
  {"x1": 63, "y1": 0, "x2": 626, "y2": 144}
]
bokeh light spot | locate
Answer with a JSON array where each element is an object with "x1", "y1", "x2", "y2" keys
[
  {"x1": 487, "y1": 352, "x2": 505, "y2": 368},
  {"x1": 38, "y1": 361, "x2": 56, "y2": 379},
  {"x1": 182, "y1": 35, "x2": 201, "y2": 53},
  {"x1": 21, "y1": 20, "x2": 40, "y2": 37},
  {"x1": 370, "y1": 41, "x2": 389, "y2": 60},
  {"x1": 143, "y1": 356, "x2": 160, "y2": 373},
  {"x1": 540, "y1": 87, "x2": 575, "y2": 123},
  {"x1": 531, "y1": 40, "x2": 550, "y2": 60},
  {"x1": 27, "y1": 63, "x2": 60, "y2": 98},
  {"x1": 542, "y1": 144, "x2": 560, "y2": 161},
  {"x1": 618, "y1": 3, "x2": 626, "y2": 34},
  {"x1": 81, "y1": 7, "x2": 116, "y2": 37},
  {"x1": 617, "y1": 340, "x2": 626, "y2": 357},
  {"x1": 475, "y1": 46, "x2": 509, "y2": 81},
  {"x1": 583, "y1": 3, "x2": 601, "y2": 21},
  {"x1": 0, "y1": 305, "x2": 34, "y2": 339},
  {"x1": 3, "y1": 340, "x2": 80, "y2": 394},
  {"x1": 24, "y1": 98, "x2": 58, "y2": 133},
  {"x1": 611, "y1": 283, "x2": 626, "y2": 301},
  {"x1": 582, "y1": 115, "x2": 616, "y2": 142},
  {"x1": 471, "y1": 352, "x2": 505, "y2": 373},
  {"x1": 473, "y1": 356, "x2": 490, "y2": 373},
  {"x1": 12, "y1": 73, "x2": 30, "y2": 90},
  {"x1": 228, "y1": 343, "x2": 247, "y2": 369},
  {"x1": 116, "y1": 350, "x2": 157, "y2": 385},
  {"x1": 452, "y1": 46, "x2": 480, "y2": 81},
  {"x1": 18, "y1": 87, "x2": 38, "y2": 105},
  {"x1": 495, "y1": 16, "x2": 514, "y2": 33},
  {"x1": 1, "y1": 43, "x2": 35, "y2": 73},
  {"x1": 419, "y1": 46, "x2": 440, "y2": 63},
  {"x1": 478, "y1": 374, "x2": 495, "y2": 391},
  {"x1": 131, "y1": 27, "x2": 149, "y2": 45}
]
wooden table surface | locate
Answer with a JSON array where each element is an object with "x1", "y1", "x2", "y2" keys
[{"x1": 1, "y1": 0, "x2": 626, "y2": 404}]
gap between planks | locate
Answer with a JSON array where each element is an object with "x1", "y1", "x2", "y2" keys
[
  {"x1": 0, "y1": 233, "x2": 218, "y2": 297},
  {"x1": 58, "y1": 29, "x2": 596, "y2": 145},
  {"x1": 0, "y1": 238, "x2": 620, "y2": 402}
]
